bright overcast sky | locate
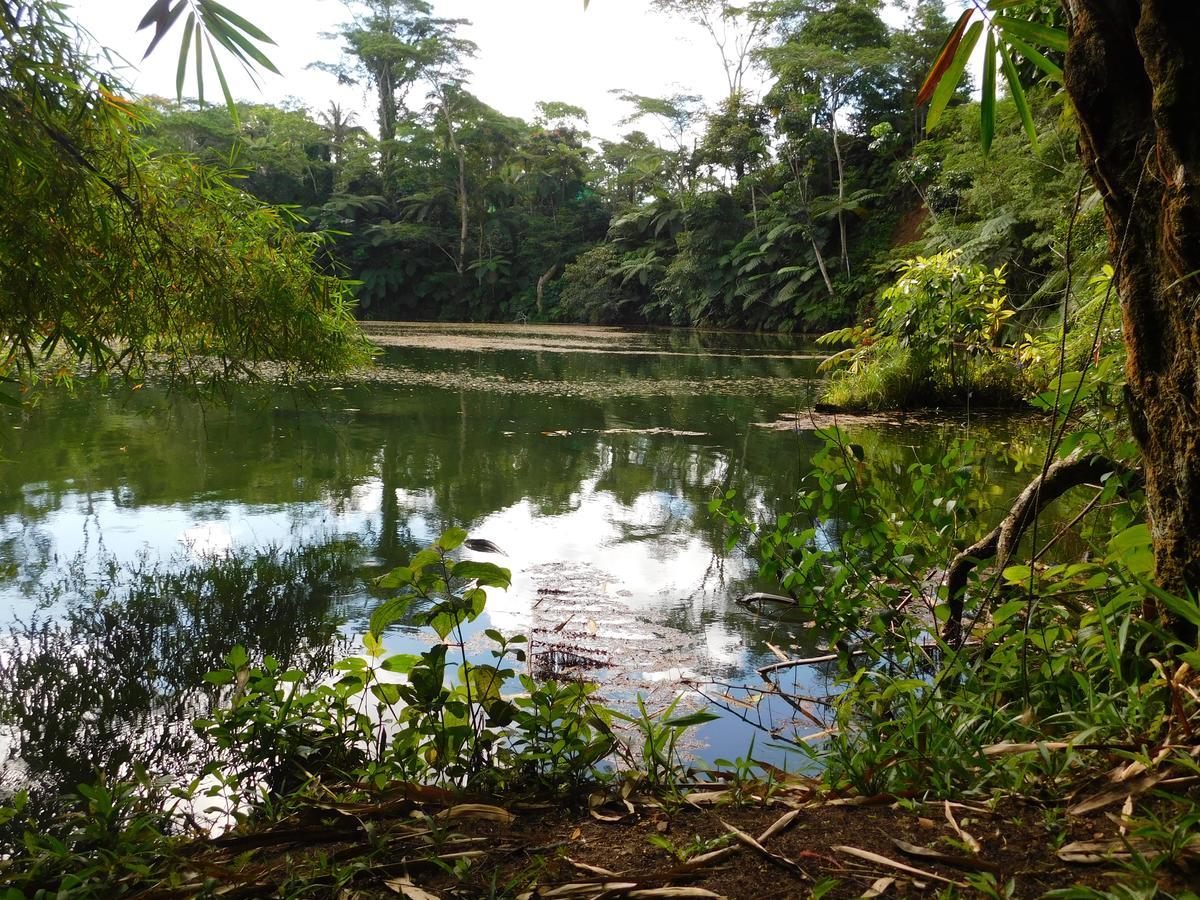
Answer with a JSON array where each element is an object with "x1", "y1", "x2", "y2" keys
[{"x1": 69, "y1": 0, "x2": 764, "y2": 142}]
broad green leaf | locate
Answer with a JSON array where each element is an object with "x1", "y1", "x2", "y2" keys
[
  {"x1": 1002, "y1": 564, "x2": 1032, "y2": 584},
  {"x1": 452, "y1": 560, "x2": 512, "y2": 589},
  {"x1": 1108, "y1": 524, "x2": 1152, "y2": 554},
  {"x1": 409, "y1": 548, "x2": 441, "y2": 571},
  {"x1": 466, "y1": 664, "x2": 504, "y2": 704},
  {"x1": 999, "y1": 41, "x2": 1037, "y2": 146},
  {"x1": 436, "y1": 527, "x2": 468, "y2": 552},
  {"x1": 430, "y1": 610, "x2": 457, "y2": 640},
  {"x1": 363, "y1": 631, "x2": 384, "y2": 658},
  {"x1": 225, "y1": 645, "x2": 248, "y2": 668},
  {"x1": 927, "y1": 21, "x2": 983, "y2": 131},
  {"x1": 981, "y1": 30, "x2": 997, "y2": 154},
  {"x1": 376, "y1": 566, "x2": 413, "y2": 589},
  {"x1": 368, "y1": 595, "x2": 413, "y2": 637},
  {"x1": 380, "y1": 653, "x2": 420, "y2": 674}
]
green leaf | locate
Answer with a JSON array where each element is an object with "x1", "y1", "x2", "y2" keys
[
  {"x1": 409, "y1": 549, "x2": 441, "y2": 571},
  {"x1": 981, "y1": 30, "x2": 997, "y2": 154},
  {"x1": 451, "y1": 560, "x2": 512, "y2": 589},
  {"x1": 466, "y1": 664, "x2": 504, "y2": 704},
  {"x1": 437, "y1": 527, "x2": 469, "y2": 552},
  {"x1": 994, "y1": 16, "x2": 1069, "y2": 53},
  {"x1": 203, "y1": 669, "x2": 234, "y2": 686},
  {"x1": 1002, "y1": 564, "x2": 1032, "y2": 584},
  {"x1": 204, "y1": 13, "x2": 280, "y2": 75},
  {"x1": 376, "y1": 566, "x2": 414, "y2": 590},
  {"x1": 205, "y1": 35, "x2": 236, "y2": 117},
  {"x1": 194, "y1": 17, "x2": 205, "y2": 104},
  {"x1": 1109, "y1": 524, "x2": 1152, "y2": 554},
  {"x1": 663, "y1": 710, "x2": 721, "y2": 728},
  {"x1": 225, "y1": 645, "x2": 248, "y2": 668},
  {"x1": 368, "y1": 595, "x2": 413, "y2": 637},
  {"x1": 430, "y1": 610, "x2": 457, "y2": 640},
  {"x1": 998, "y1": 41, "x2": 1037, "y2": 146},
  {"x1": 175, "y1": 12, "x2": 195, "y2": 100},
  {"x1": 1003, "y1": 33, "x2": 1063, "y2": 82},
  {"x1": 380, "y1": 653, "x2": 420, "y2": 674},
  {"x1": 202, "y1": 0, "x2": 276, "y2": 45},
  {"x1": 927, "y1": 21, "x2": 983, "y2": 131},
  {"x1": 411, "y1": 644, "x2": 447, "y2": 703}
]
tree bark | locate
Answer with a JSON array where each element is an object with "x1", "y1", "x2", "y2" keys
[{"x1": 1064, "y1": 1, "x2": 1200, "y2": 631}]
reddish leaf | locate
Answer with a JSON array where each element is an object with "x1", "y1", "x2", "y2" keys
[{"x1": 917, "y1": 8, "x2": 974, "y2": 106}]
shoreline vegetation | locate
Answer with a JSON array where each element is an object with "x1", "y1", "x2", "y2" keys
[{"x1": 4, "y1": 0, "x2": 1200, "y2": 895}]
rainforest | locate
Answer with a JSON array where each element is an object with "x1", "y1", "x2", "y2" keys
[{"x1": 2, "y1": 1, "x2": 1200, "y2": 897}]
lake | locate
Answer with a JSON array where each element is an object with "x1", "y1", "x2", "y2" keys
[{"x1": 0, "y1": 323, "x2": 1041, "y2": 797}]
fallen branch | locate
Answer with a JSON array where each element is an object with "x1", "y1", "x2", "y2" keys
[{"x1": 942, "y1": 448, "x2": 1141, "y2": 646}]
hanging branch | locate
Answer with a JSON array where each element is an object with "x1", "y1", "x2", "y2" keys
[{"x1": 942, "y1": 448, "x2": 1142, "y2": 646}]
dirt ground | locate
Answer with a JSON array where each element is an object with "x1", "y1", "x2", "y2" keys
[{"x1": 164, "y1": 784, "x2": 1195, "y2": 898}]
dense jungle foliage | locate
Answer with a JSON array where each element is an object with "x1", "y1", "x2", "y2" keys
[
  {"x1": 127, "y1": 0, "x2": 1104, "y2": 340},
  {"x1": 6, "y1": 0, "x2": 1200, "y2": 895}
]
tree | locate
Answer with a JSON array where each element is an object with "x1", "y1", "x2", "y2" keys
[
  {"x1": 312, "y1": 0, "x2": 474, "y2": 188},
  {"x1": 0, "y1": 1, "x2": 370, "y2": 394},
  {"x1": 762, "y1": 0, "x2": 892, "y2": 276},
  {"x1": 1063, "y1": 2, "x2": 1200, "y2": 625},
  {"x1": 917, "y1": 1, "x2": 1200, "y2": 629},
  {"x1": 650, "y1": 0, "x2": 767, "y2": 98},
  {"x1": 317, "y1": 102, "x2": 367, "y2": 168}
]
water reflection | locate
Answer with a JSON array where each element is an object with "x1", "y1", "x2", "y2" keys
[{"x1": 0, "y1": 325, "x2": 1050, "y2": 795}]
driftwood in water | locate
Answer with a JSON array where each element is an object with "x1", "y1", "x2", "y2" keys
[
  {"x1": 943, "y1": 447, "x2": 1141, "y2": 647},
  {"x1": 737, "y1": 592, "x2": 799, "y2": 607}
]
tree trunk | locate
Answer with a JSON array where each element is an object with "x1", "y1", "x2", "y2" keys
[
  {"x1": 1064, "y1": 1, "x2": 1200, "y2": 630},
  {"x1": 830, "y1": 109, "x2": 850, "y2": 278},
  {"x1": 439, "y1": 92, "x2": 469, "y2": 278}
]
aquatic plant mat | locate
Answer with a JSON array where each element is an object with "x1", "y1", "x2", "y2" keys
[{"x1": 104, "y1": 779, "x2": 1196, "y2": 898}]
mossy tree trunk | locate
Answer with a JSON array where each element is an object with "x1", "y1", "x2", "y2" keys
[{"x1": 1065, "y1": 1, "x2": 1200, "y2": 628}]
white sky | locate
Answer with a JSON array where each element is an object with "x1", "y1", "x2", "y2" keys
[
  {"x1": 69, "y1": 0, "x2": 759, "y2": 142},
  {"x1": 70, "y1": 2, "x2": 955, "y2": 143}
]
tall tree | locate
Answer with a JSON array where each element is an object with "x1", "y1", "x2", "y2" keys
[
  {"x1": 313, "y1": 0, "x2": 473, "y2": 189},
  {"x1": 650, "y1": 0, "x2": 767, "y2": 98},
  {"x1": 1063, "y1": 2, "x2": 1200, "y2": 626},
  {"x1": 763, "y1": 0, "x2": 891, "y2": 276}
]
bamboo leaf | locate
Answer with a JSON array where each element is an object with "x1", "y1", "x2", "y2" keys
[
  {"x1": 139, "y1": 0, "x2": 186, "y2": 60},
  {"x1": 998, "y1": 41, "x2": 1037, "y2": 146},
  {"x1": 1003, "y1": 32, "x2": 1064, "y2": 82},
  {"x1": 927, "y1": 21, "x2": 983, "y2": 131},
  {"x1": 206, "y1": 34, "x2": 236, "y2": 119},
  {"x1": 175, "y1": 11, "x2": 194, "y2": 100},
  {"x1": 917, "y1": 9, "x2": 974, "y2": 106},
  {"x1": 194, "y1": 20, "x2": 204, "y2": 104},
  {"x1": 202, "y1": 0, "x2": 276, "y2": 44},
  {"x1": 994, "y1": 15, "x2": 1068, "y2": 53},
  {"x1": 206, "y1": 15, "x2": 280, "y2": 74},
  {"x1": 981, "y1": 30, "x2": 997, "y2": 153}
]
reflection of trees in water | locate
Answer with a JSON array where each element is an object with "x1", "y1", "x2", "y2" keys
[{"x1": 0, "y1": 541, "x2": 358, "y2": 809}]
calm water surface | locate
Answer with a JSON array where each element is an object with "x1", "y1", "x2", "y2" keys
[{"x1": 0, "y1": 324, "x2": 1037, "y2": 794}]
